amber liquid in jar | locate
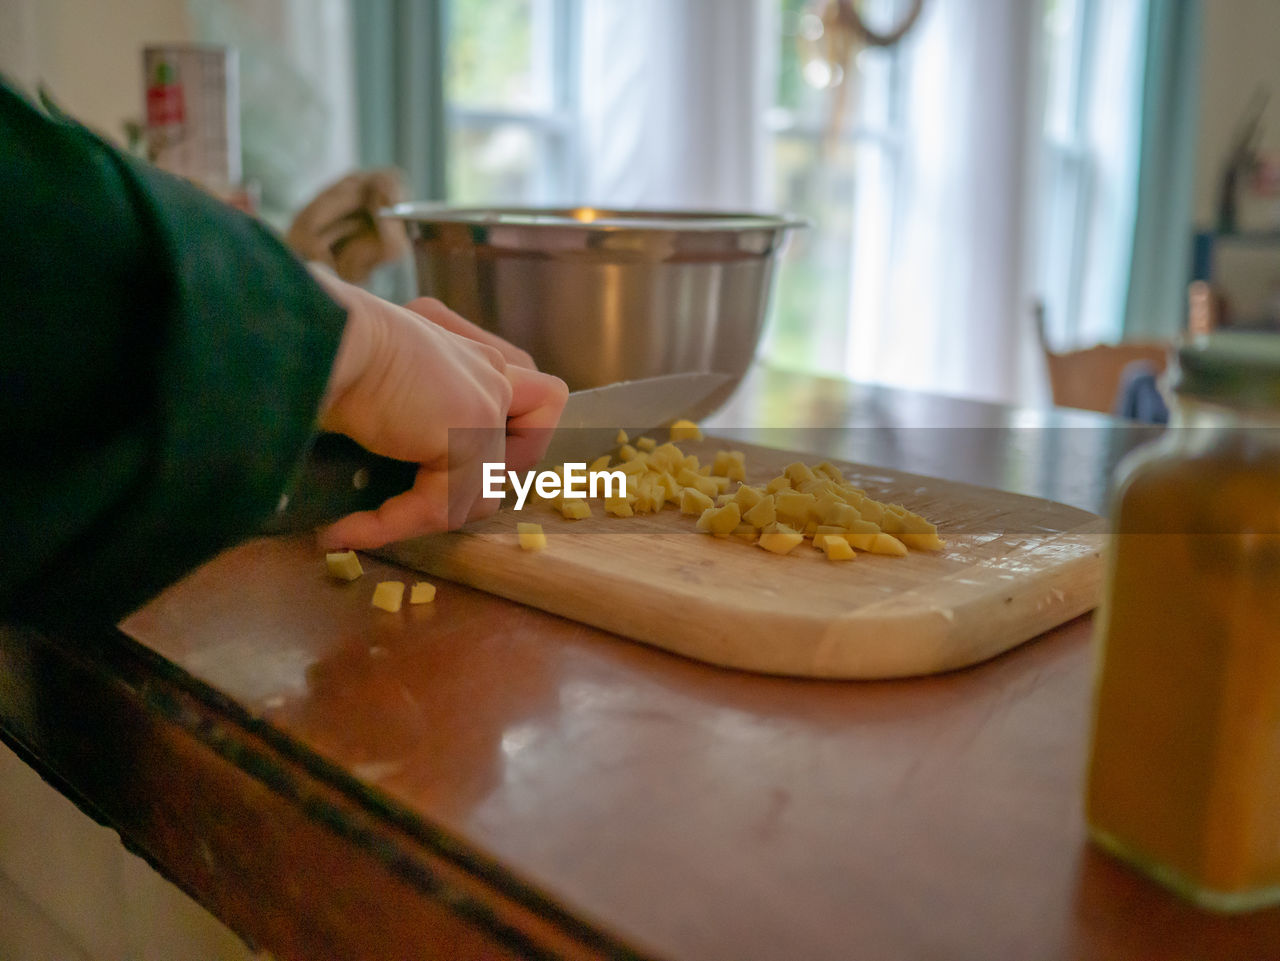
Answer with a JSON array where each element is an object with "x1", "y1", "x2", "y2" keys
[{"x1": 1087, "y1": 413, "x2": 1280, "y2": 910}]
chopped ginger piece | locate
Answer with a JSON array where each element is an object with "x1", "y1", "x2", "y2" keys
[
  {"x1": 605, "y1": 496, "x2": 635, "y2": 517},
  {"x1": 680, "y1": 486, "x2": 715, "y2": 515},
  {"x1": 846, "y1": 532, "x2": 909, "y2": 557},
  {"x1": 711, "y1": 450, "x2": 746, "y2": 478},
  {"x1": 669, "y1": 419, "x2": 703, "y2": 441},
  {"x1": 371, "y1": 581, "x2": 405, "y2": 612},
  {"x1": 635, "y1": 436, "x2": 657, "y2": 452},
  {"x1": 742, "y1": 496, "x2": 777, "y2": 528},
  {"x1": 821, "y1": 537, "x2": 856, "y2": 561},
  {"x1": 325, "y1": 550, "x2": 363, "y2": 581},
  {"x1": 559, "y1": 499, "x2": 592, "y2": 520},
  {"x1": 899, "y1": 532, "x2": 947, "y2": 551},
  {"x1": 758, "y1": 529, "x2": 805, "y2": 555},
  {"x1": 410, "y1": 581, "x2": 437, "y2": 604},
  {"x1": 704, "y1": 501, "x2": 741, "y2": 536},
  {"x1": 517, "y1": 522, "x2": 548, "y2": 551},
  {"x1": 615, "y1": 429, "x2": 629, "y2": 445},
  {"x1": 588, "y1": 454, "x2": 613, "y2": 473}
]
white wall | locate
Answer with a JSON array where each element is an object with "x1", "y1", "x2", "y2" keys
[{"x1": 1193, "y1": 0, "x2": 1280, "y2": 230}]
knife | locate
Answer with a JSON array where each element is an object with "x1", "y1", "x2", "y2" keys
[{"x1": 261, "y1": 370, "x2": 731, "y2": 533}]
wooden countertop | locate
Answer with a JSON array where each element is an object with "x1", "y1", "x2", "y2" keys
[{"x1": 4, "y1": 365, "x2": 1279, "y2": 960}]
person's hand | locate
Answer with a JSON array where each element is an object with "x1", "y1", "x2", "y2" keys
[
  {"x1": 403, "y1": 296, "x2": 538, "y2": 369},
  {"x1": 310, "y1": 269, "x2": 568, "y2": 549},
  {"x1": 286, "y1": 170, "x2": 409, "y2": 283}
]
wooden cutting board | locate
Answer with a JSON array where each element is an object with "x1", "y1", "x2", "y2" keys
[{"x1": 378, "y1": 438, "x2": 1106, "y2": 679}]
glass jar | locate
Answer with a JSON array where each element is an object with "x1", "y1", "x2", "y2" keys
[{"x1": 1086, "y1": 332, "x2": 1280, "y2": 912}]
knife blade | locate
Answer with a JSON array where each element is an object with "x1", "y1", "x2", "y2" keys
[{"x1": 261, "y1": 370, "x2": 731, "y2": 533}]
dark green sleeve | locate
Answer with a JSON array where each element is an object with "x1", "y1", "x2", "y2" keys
[{"x1": 0, "y1": 82, "x2": 348, "y2": 632}]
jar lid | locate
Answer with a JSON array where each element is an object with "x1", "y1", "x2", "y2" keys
[{"x1": 1173, "y1": 332, "x2": 1280, "y2": 410}]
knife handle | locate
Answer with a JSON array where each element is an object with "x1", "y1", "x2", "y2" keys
[{"x1": 261, "y1": 432, "x2": 419, "y2": 534}]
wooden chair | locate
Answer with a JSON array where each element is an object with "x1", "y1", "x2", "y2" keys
[{"x1": 1034, "y1": 302, "x2": 1172, "y2": 415}]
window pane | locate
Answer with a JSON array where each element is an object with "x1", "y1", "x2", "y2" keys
[
  {"x1": 447, "y1": 0, "x2": 544, "y2": 111},
  {"x1": 447, "y1": 123, "x2": 545, "y2": 203},
  {"x1": 767, "y1": 0, "x2": 902, "y2": 376}
]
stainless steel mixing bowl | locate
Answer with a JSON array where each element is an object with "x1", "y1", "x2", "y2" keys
[{"x1": 385, "y1": 205, "x2": 805, "y2": 408}]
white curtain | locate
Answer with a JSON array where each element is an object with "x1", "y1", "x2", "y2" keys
[
  {"x1": 843, "y1": 0, "x2": 1041, "y2": 404},
  {"x1": 577, "y1": 0, "x2": 772, "y2": 211},
  {"x1": 187, "y1": 0, "x2": 359, "y2": 225}
]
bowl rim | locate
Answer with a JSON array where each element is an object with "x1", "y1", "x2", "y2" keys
[{"x1": 383, "y1": 203, "x2": 809, "y2": 233}]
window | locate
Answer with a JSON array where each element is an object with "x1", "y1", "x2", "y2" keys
[
  {"x1": 1035, "y1": 0, "x2": 1146, "y2": 348},
  {"x1": 440, "y1": 0, "x2": 904, "y2": 378},
  {"x1": 444, "y1": 0, "x2": 579, "y2": 204},
  {"x1": 764, "y1": 0, "x2": 904, "y2": 374}
]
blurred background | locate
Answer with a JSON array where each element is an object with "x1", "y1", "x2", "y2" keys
[{"x1": 2, "y1": 0, "x2": 1277, "y2": 408}]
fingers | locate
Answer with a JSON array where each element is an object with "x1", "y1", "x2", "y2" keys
[
  {"x1": 309, "y1": 276, "x2": 569, "y2": 548},
  {"x1": 404, "y1": 297, "x2": 539, "y2": 369},
  {"x1": 503, "y1": 365, "x2": 569, "y2": 471}
]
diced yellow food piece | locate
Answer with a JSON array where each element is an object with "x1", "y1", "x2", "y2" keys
[
  {"x1": 658, "y1": 471, "x2": 683, "y2": 504},
  {"x1": 615, "y1": 429, "x2": 629, "y2": 445},
  {"x1": 694, "y1": 507, "x2": 715, "y2": 533},
  {"x1": 670, "y1": 419, "x2": 703, "y2": 441},
  {"x1": 813, "y1": 524, "x2": 846, "y2": 545},
  {"x1": 710, "y1": 474, "x2": 732, "y2": 493},
  {"x1": 619, "y1": 456, "x2": 650, "y2": 476},
  {"x1": 676, "y1": 467, "x2": 718, "y2": 499},
  {"x1": 797, "y1": 478, "x2": 836, "y2": 497},
  {"x1": 650, "y1": 442, "x2": 685, "y2": 472},
  {"x1": 856, "y1": 499, "x2": 886, "y2": 525},
  {"x1": 775, "y1": 490, "x2": 818, "y2": 524},
  {"x1": 588, "y1": 454, "x2": 613, "y2": 473},
  {"x1": 732, "y1": 523, "x2": 760, "y2": 543},
  {"x1": 885, "y1": 504, "x2": 939, "y2": 535},
  {"x1": 705, "y1": 501, "x2": 741, "y2": 536},
  {"x1": 636, "y1": 436, "x2": 657, "y2": 452},
  {"x1": 844, "y1": 517, "x2": 881, "y2": 535},
  {"x1": 784, "y1": 461, "x2": 816, "y2": 486},
  {"x1": 823, "y1": 501, "x2": 862, "y2": 529},
  {"x1": 682, "y1": 455, "x2": 701, "y2": 472},
  {"x1": 371, "y1": 581, "x2": 405, "y2": 612},
  {"x1": 846, "y1": 531, "x2": 909, "y2": 556},
  {"x1": 680, "y1": 486, "x2": 715, "y2": 515},
  {"x1": 813, "y1": 461, "x2": 847, "y2": 483},
  {"x1": 559, "y1": 499, "x2": 592, "y2": 520},
  {"x1": 410, "y1": 581, "x2": 438, "y2": 603},
  {"x1": 732, "y1": 484, "x2": 765, "y2": 510},
  {"x1": 899, "y1": 532, "x2": 948, "y2": 551},
  {"x1": 822, "y1": 536, "x2": 856, "y2": 561},
  {"x1": 517, "y1": 521, "x2": 548, "y2": 551},
  {"x1": 839, "y1": 484, "x2": 868, "y2": 502},
  {"x1": 742, "y1": 496, "x2": 777, "y2": 528},
  {"x1": 715, "y1": 492, "x2": 735, "y2": 507},
  {"x1": 636, "y1": 485, "x2": 663, "y2": 514},
  {"x1": 813, "y1": 491, "x2": 846, "y2": 521},
  {"x1": 325, "y1": 550, "x2": 363, "y2": 581},
  {"x1": 618, "y1": 443, "x2": 638, "y2": 461},
  {"x1": 758, "y1": 529, "x2": 805, "y2": 555},
  {"x1": 765, "y1": 475, "x2": 792, "y2": 494},
  {"x1": 605, "y1": 496, "x2": 634, "y2": 517},
  {"x1": 711, "y1": 450, "x2": 746, "y2": 477}
]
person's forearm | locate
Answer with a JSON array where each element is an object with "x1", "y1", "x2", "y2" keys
[{"x1": 0, "y1": 81, "x2": 347, "y2": 631}]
